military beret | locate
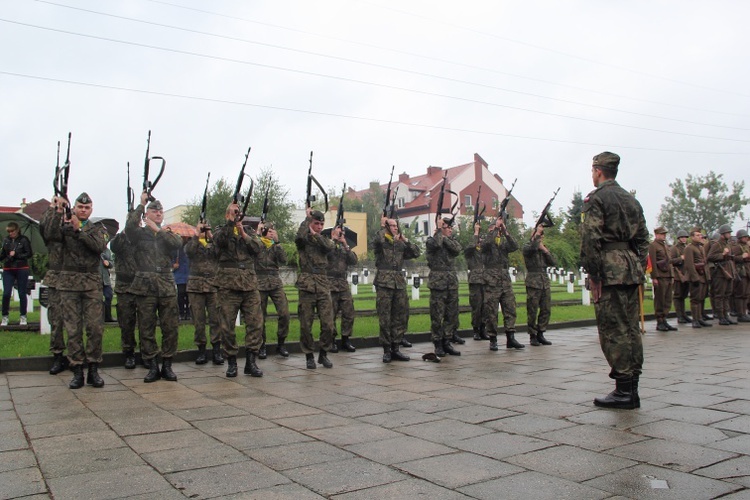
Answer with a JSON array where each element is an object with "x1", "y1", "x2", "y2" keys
[
  {"x1": 310, "y1": 210, "x2": 325, "y2": 222},
  {"x1": 676, "y1": 230, "x2": 689, "y2": 238},
  {"x1": 654, "y1": 226, "x2": 668, "y2": 234},
  {"x1": 592, "y1": 152, "x2": 620, "y2": 171},
  {"x1": 75, "y1": 192, "x2": 92, "y2": 204},
  {"x1": 147, "y1": 200, "x2": 163, "y2": 211}
]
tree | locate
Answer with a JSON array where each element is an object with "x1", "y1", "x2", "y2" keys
[
  {"x1": 566, "y1": 190, "x2": 584, "y2": 229},
  {"x1": 657, "y1": 171, "x2": 749, "y2": 234}
]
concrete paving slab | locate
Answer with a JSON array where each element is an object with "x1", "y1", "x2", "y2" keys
[
  {"x1": 283, "y1": 457, "x2": 407, "y2": 497},
  {"x1": 452, "y1": 431, "x2": 554, "y2": 460},
  {"x1": 630, "y1": 419, "x2": 731, "y2": 445},
  {"x1": 37, "y1": 446, "x2": 144, "y2": 478},
  {"x1": 396, "y1": 451, "x2": 524, "y2": 489},
  {"x1": 142, "y1": 443, "x2": 248, "y2": 474},
  {"x1": 165, "y1": 460, "x2": 290, "y2": 498},
  {"x1": 505, "y1": 443, "x2": 637, "y2": 482},
  {"x1": 345, "y1": 435, "x2": 454, "y2": 465},
  {"x1": 458, "y1": 470, "x2": 610, "y2": 500},
  {"x1": 246, "y1": 440, "x2": 356, "y2": 470},
  {"x1": 215, "y1": 426, "x2": 315, "y2": 451},
  {"x1": 222, "y1": 482, "x2": 326, "y2": 499},
  {"x1": 332, "y1": 477, "x2": 473, "y2": 500},
  {"x1": 483, "y1": 413, "x2": 577, "y2": 436},
  {"x1": 0, "y1": 467, "x2": 48, "y2": 498},
  {"x1": 541, "y1": 421, "x2": 648, "y2": 451},
  {"x1": 0, "y1": 449, "x2": 37, "y2": 473},
  {"x1": 608, "y1": 437, "x2": 738, "y2": 472},
  {"x1": 46, "y1": 464, "x2": 172, "y2": 499}
]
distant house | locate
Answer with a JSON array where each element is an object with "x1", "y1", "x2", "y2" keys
[
  {"x1": 0, "y1": 198, "x2": 50, "y2": 220},
  {"x1": 351, "y1": 153, "x2": 523, "y2": 238}
]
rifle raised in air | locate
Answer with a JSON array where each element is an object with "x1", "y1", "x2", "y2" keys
[
  {"x1": 472, "y1": 184, "x2": 486, "y2": 226},
  {"x1": 233, "y1": 147, "x2": 253, "y2": 222},
  {"x1": 532, "y1": 187, "x2": 561, "y2": 236},
  {"x1": 434, "y1": 170, "x2": 459, "y2": 228},
  {"x1": 142, "y1": 130, "x2": 166, "y2": 202},
  {"x1": 305, "y1": 151, "x2": 328, "y2": 212},
  {"x1": 199, "y1": 172, "x2": 211, "y2": 233},
  {"x1": 53, "y1": 133, "x2": 72, "y2": 219},
  {"x1": 126, "y1": 162, "x2": 134, "y2": 213},
  {"x1": 497, "y1": 178, "x2": 517, "y2": 224}
]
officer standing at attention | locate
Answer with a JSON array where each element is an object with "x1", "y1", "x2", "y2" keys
[
  {"x1": 40, "y1": 197, "x2": 68, "y2": 375},
  {"x1": 426, "y1": 217, "x2": 462, "y2": 358},
  {"x1": 126, "y1": 193, "x2": 183, "y2": 383},
  {"x1": 464, "y1": 222, "x2": 489, "y2": 341},
  {"x1": 580, "y1": 152, "x2": 649, "y2": 410},
  {"x1": 522, "y1": 224, "x2": 556, "y2": 345},
  {"x1": 707, "y1": 224, "x2": 737, "y2": 326},
  {"x1": 110, "y1": 228, "x2": 140, "y2": 370},
  {"x1": 326, "y1": 224, "x2": 358, "y2": 354},
  {"x1": 648, "y1": 227, "x2": 678, "y2": 332},
  {"x1": 255, "y1": 223, "x2": 291, "y2": 359},
  {"x1": 669, "y1": 230, "x2": 692, "y2": 324}
]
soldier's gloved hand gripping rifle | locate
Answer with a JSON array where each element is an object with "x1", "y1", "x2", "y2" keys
[
  {"x1": 233, "y1": 147, "x2": 254, "y2": 223},
  {"x1": 53, "y1": 133, "x2": 72, "y2": 220},
  {"x1": 142, "y1": 130, "x2": 166, "y2": 203},
  {"x1": 306, "y1": 151, "x2": 328, "y2": 212}
]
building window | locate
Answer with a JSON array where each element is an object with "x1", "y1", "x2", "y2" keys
[
  {"x1": 397, "y1": 197, "x2": 405, "y2": 208},
  {"x1": 464, "y1": 194, "x2": 472, "y2": 209},
  {"x1": 492, "y1": 197, "x2": 498, "y2": 209},
  {"x1": 423, "y1": 221, "x2": 428, "y2": 235}
]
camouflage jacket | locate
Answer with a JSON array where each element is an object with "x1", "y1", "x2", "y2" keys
[
  {"x1": 426, "y1": 231, "x2": 461, "y2": 290},
  {"x1": 669, "y1": 241, "x2": 688, "y2": 282},
  {"x1": 295, "y1": 217, "x2": 334, "y2": 293},
  {"x1": 648, "y1": 240, "x2": 673, "y2": 279},
  {"x1": 184, "y1": 236, "x2": 218, "y2": 293},
  {"x1": 580, "y1": 179, "x2": 649, "y2": 286},
  {"x1": 255, "y1": 238, "x2": 287, "y2": 291},
  {"x1": 482, "y1": 228, "x2": 518, "y2": 283},
  {"x1": 57, "y1": 218, "x2": 108, "y2": 292},
  {"x1": 371, "y1": 229, "x2": 421, "y2": 290},
  {"x1": 683, "y1": 241, "x2": 706, "y2": 283},
  {"x1": 464, "y1": 236, "x2": 485, "y2": 285},
  {"x1": 39, "y1": 205, "x2": 64, "y2": 288},
  {"x1": 327, "y1": 242, "x2": 357, "y2": 292},
  {"x1": 212, "y1": 223, "x2": 262, "y2": 291},
  {"x1": 522, "y1": 238, "x2": 557, "y2": 289},
  {"x1": 707, "y1": 238, "x2": 735, "y2": 280},
  {"x1": 110, "y1": 231, "x2": 139, "y2": 294},
  {"x1": 125, "y1": 205, "x2": 183, "y2": 297}
]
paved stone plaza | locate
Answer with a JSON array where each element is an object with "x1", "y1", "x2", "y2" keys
[{"x1": 1, "y1": 322, "x2": 749, "y2": 499}]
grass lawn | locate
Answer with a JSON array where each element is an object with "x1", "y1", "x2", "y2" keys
[{"x1": 0, "y1": 284, "x2": 656, "y2": 359}]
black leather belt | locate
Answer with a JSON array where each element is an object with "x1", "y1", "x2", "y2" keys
[{"x1": 602, "y1": 242, "x2": 630, "y2": 251}]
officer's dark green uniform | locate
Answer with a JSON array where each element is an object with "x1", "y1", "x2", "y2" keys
[
  {"x1": 522, "y1": 229, "x2": 556, "y2": 345},
  {"x1": 327, "y1": 233, "x2": 358, "y2": 353},
  {"x1": 255, "y1": 229, "x2": 290, "y2": 358},
  {"x1": 372, "y1": 220, "x2": 421, "y2": 362},
  {"x1": 482, "y1": 224, "x2": 522, "y2": 350},
  {"x1": 707, "y1": 225, "x2": 736, "y2": 325},
  {"x1": 683, "y1": 229, "x2": 711, "y2": 328},
  {"x1": 39, "y1": 202, "x2": 67, "y2": 374},
  {"x1": 184, "y1": 231, "x2": 222, "y2": 365},
  {"x1": 426, "y1": 218, "x2": 462, "y2": 357},
  {"x1": 125, "y1": 199, "x2": 182, "y2": 383},
  {"x1": 669, "y1": 230, "x2": 691, "y2": 323},
  {"x1": 110, "y1": 230, "x2": 139, "y2": 369},
  {"x1": 58, "y1": 193, "x2": 108, "y2": 389},
  {"x1": 648, "y1": 227, "x2": 677, "y2": 331},
  {"x1": 581, "y1": 152, "x2": 649, "y2": 410}
]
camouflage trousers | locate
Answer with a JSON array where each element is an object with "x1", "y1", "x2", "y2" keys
[
  {"x1": 298, "y1": 289, "x2": 334, "y2": 354},
  {"x1": 376, "y1": 286, "x2": 409, "y2": 346},
  {"x1": 136, "y1": 295, "x2": 179, "y2": 360},
  {"x1": 189, "y1": 291, "x2": 221, "y2": 346},
  {"x1": 484, "y1": 278, "x2": 517, "y2": 334},
  {"x1": 468, "y1": 283, "x2": 485, "y2": 333},
  {"x1": 259, "y1": 287, "x2": 290, "y2": 343},
  {"x1": 652, "y1": 278, "x2": 674, "y2": 321},
  {"x1": 60, "y1": 288, "x2": 103, "y2": 365},
  {"x1": 594, "y1": 285, "x2": 643, "y2": 379},
  {"x1": 429, "y1": 287, "x2": 458, "y2": 342},
  {"x1": 117, "y1": 292, "x2": 138, "y2": 353},
  {"x1": 331, "y1": 289, "x2": 355, "y2": 339},
  {"x1": 218, "y1": 289, "x2": 263, "y2": 356},
  {"x1": 526, "y1": 286, "x2": 551, "y2": 335},
  {"x1": 47, "y1": 287, "x2": 66, "y2": 354}
]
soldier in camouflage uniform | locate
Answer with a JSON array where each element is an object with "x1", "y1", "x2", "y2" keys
[
  {"x1": 184, "y1": 221, "x2": 223, "y2": 365},
  {"x1": 648, "y1": 226, "x2": 677, "y2": 332},
  {"x1": 464, "y1": 222, "x2": 488, "y2": 341},
  {"x1": 669, "y1": 230, "x2": 691, "y2": 323},
  {"x1": 426, "y1": 217, "x2": 462, "y2": 357},
  {"x1": 40, "y1": 197, "x2": 68, "y2": 375},
  {"x1": 58, "y1": 193, "x2": 108, "y2": 389},
  {"x1": 683, "y1": 228, "x2": 712, "y2": 328},
  {"x1": 126, "y1": 194, "x2": 183, "y2": 383},
  {"x1": 110, "y1": 230, "x2": 140, "y2": 369},
  {"x1": 254, "y1": 224, "x2": 290, "y2": 359},
  {"x1": 213, "y1": 204, "x2": 264, "y2": 378},
  {"x1": 580, "y1": 152, "x2": 649, "y2": 410},
  {"x1": 295, "y1": 209, "x2": 336, "y2": 369},
  {"x1": 372, "y1": 216, "x2": 421, "y2": 363},
  {"x1": 732, "y1": 229, "x2": 750, "y2": 322},
  {"x1": 522, "y1": 225, "x2": 556, "y2": 346},
  {"x1": 708, "y1": 225, "x2": 737, "y2": 325},
  {"x1": 326, "y1": 226, "x2": 358, "y2": 354},
  {"x1": 482, "y1": 217, "x2": 523, "y2": 351}
]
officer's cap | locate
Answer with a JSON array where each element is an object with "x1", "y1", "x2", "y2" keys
[
  {"x1": 654, "y1": 226, "x2": 668, "y2": 235},
  {"x1": 75, "y1": 192, "x2": 92, "y2": 204},
  {"x1": 147, "y1": 200, "x2": 163, "y2": 211},
  {"x1": 310, "y1": 210, "x2": 325, "y2": 222},
  {"x1": 592, "y1": 152, "x2": 620, "y2": 172}
]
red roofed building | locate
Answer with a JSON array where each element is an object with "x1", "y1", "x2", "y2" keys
[
  {"x1": 352, "y1": 153, "x2": 523, "y2": 237},
  {"x1": 0, "y1": 198, "x2": 51, "y2": 221}
]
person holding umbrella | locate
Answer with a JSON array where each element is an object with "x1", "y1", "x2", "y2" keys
[{"x1": 1, "y1": 222, "x2": 33, "y2": 326}]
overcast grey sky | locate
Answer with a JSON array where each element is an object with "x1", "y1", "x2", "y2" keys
[{"x1": 2, "y1": 0, "x2": 749, "y2": 230}]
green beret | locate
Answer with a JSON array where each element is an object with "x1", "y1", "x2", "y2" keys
[
  {"x1": 592, "y1": 152, "x2": 620, "y2": 171},
  {"x1": 76, "y1": 192, "x2": 92, "y2": 204}
]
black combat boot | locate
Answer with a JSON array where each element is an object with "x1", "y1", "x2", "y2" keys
[
  {"x1": 341, "y1": 336, "x2": 356, "y2": 352},
  {"x1": 382, "y1": 345, "x2": 392, "y2": 363},
  {"x1": 195, "y1": 345, "x2": 208, "y2": 365},
  {"x1": 478, "y1": 324, "x2": 490, "y2": 340},
  {"x1": 663, "y1": 320, "x2": 678, "y2": 331},
  {"x1": 329, "y1": 339, "x2": 339, "y2": 353},
  {"x1": 317, "y1": 350, "x2": 333, "y2": 369},
  {"x1": 442, "y1": 339, "x2": 461, "y2": 356},
  {"x1": 594, "y1": 378, "x2": 638, "y2": 409},
  {"x1": 699, "y1": 319, "x2": 713, "y2": 327},
  {"x1": 124, "y1": 350, "x2": 136, "y2": 369},
  {"x1": 400, "y1": 337, "x2": 412, "y2": 348},
  {"x1": 277, "y1": 340, "x2": 290, "y2": 357},
  {"x1": 656, "y1": 320, "x2": 669, "y2": 331},
  {"x1": 87, "y1": 363, "x2": 105, "y2": 388},
  {"x1": 537, "y1": 331, "x2": 552, "y2": 345},
  {"x1": 489, "y1": 336, "x2": 499, "y2": 351},
  {"x1": 49, "y1": 353, "x2": 68, "y2": 375},
  {"x1": 144, "y1": 357, "x2": 161, "y2": 383},
  {"x1": 450, "y1": 333, "x2": 465, "y2": 344},
  {"x1": 529, "y1": 334, "x2": 541, "y2": 346},
  {"x1": 161, "y1": 358, "x2": 177, "y2": 382},
  {"x1": 390, "y1": 343, "x2": 410, "y2": 361},
  {"x1": 506, "y1": 332, "x2": 525, "y2": 349},
  {"x1": 69, "y1": 364, "x2": 84, "y2": 389},
  {"x1": 226, "y1": 355, "x2": 238, "y2": 377},
  {"x1": 473, "y1": 329, "x2": 483, "y2": 340},
  {"x1": 258, "y1": 342, "x2": 268, "y2": 359},
  {"x1": 244, "y1": 351, "x2": 263, "y2": 377},
  {"x1": 306, "y1": 352, "x2": 316, "y2": 369},
  {"x1": 212, "y1": 342, "x2": 224, "y2": 365},
  {"x1": 433, "y1": 340, "x2": 446, "y2": 357}
]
